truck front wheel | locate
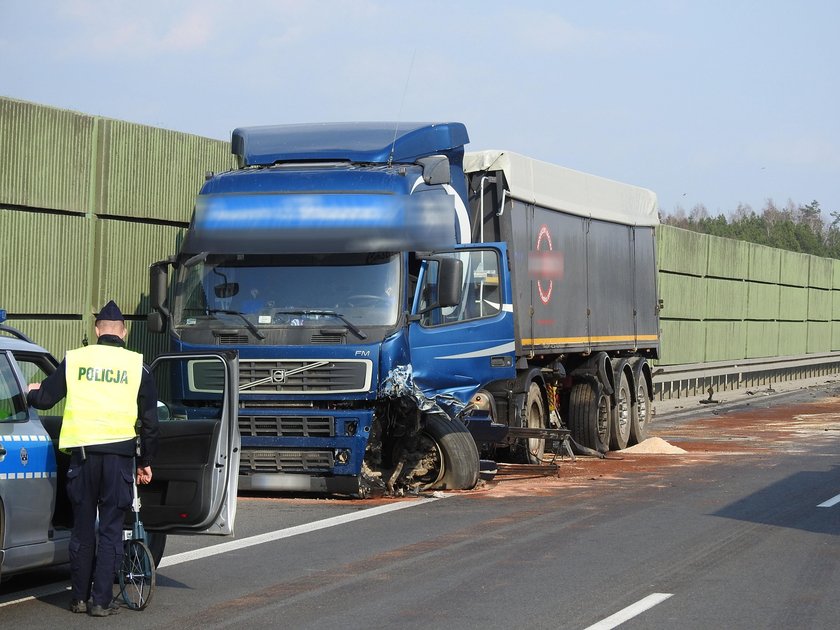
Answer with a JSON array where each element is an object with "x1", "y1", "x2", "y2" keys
[{"x1": 419, "y1": 412, "x2": 480, "y2": 491}]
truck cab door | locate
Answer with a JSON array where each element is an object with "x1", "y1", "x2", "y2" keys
[
  {"x1": 141, "y1": 351, "x2": 240, "y2": 536},
  {"x1": 408, "y1": 244, "x2": 516, "y2": 406}
]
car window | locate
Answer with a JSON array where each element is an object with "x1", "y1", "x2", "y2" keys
[
  {"x1": 0, "y1": 353, "x2": 28, "y2": 421},
  {"x1": 15, "y1": 353, "x2": 64, "y2": 416}
]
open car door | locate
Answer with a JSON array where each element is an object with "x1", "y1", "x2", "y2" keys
[{"x1": 141, "y1": 351, "x2": 240, "y2": 536}]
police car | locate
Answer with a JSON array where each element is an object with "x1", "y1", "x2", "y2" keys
[{"x1": 0, "y1": 309, "x2": 240, "y2": 582}]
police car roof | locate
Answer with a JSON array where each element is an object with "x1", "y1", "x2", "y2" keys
[
  {"x1": 0, "y1": 334, "x2": 51, "y2": 354},
  {"x1": 0, "y1": 324, "x2": 52, "y2": 355}
]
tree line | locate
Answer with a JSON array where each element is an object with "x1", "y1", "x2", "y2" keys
[{"x1": 660, "y1": 200, "x2": 840, "y2": 260}]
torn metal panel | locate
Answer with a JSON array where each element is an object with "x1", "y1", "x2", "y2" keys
[{"x1": 380, "y1": 364, "x2": 467, "y2": 417}]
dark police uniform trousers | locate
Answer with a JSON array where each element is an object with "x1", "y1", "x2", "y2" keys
[{"x1": 67, "y1": 449, "x2": 135, "y2": 606}]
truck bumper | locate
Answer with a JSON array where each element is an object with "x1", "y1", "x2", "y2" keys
[{"x1": 238, "y1": 408, "x2": 373, "y2": 478}]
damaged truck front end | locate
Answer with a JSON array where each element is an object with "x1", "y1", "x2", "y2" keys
[
  {"x1": 150, "y1": 247, "x2": 496, "y2": 497},
  {"x1": 148, "y1": 122, "x2": 512, "y2": 496}
]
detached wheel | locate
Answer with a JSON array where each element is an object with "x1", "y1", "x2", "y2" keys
[
  {"x1": 609, "y1": 373, "x2": 632, "y2": 450},
  {"x1": 569, "y1": 381, "x2": 612, "y2": 452},
  {"x1": 390, "y1": 411, "x2": 479, "y2": 491},
  {"x1": 420, "y1": 412, "x2": 480, "y2": 490},
  {"x1": 519, "y1": 382, "x2": 546, "y2": 464},
  {"x1": 630, "y1": 374, "x2": 652, "y2": 445}
]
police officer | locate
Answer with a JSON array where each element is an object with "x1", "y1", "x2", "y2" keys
[{"x1": 27, "y1": 300, "x2": 159, "y2": 617}]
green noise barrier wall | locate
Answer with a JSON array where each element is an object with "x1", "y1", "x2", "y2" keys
[
  {"x1": 1, "y1": 97, "x2": 233, "y2": 361},
  {"x1": 3, "y1": 97, "x2": 840, "y2": 386},
  {"x1": 656, "y1": 226, "x2": 840, "y2": 365}
]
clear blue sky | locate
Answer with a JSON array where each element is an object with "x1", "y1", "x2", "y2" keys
[{"x1": 2, "y1": 1, "x2": 837, "y2": 219}]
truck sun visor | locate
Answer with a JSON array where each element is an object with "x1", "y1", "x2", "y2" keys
[{"x1": 183, "y1": 192, "x2": 457, "y2": 254}]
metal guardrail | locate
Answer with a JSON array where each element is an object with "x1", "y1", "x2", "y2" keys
[{"x1": 652, "y1": 352, "x2": 840, "y2": 401}]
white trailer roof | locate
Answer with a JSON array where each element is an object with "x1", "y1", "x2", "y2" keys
[{"x1": 463, "y1": 150, "x2": 659, "y2": 227}]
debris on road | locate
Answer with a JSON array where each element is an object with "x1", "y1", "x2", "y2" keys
[{"x1": 622, "y1": 437, "x2": 687, "y2": 454}]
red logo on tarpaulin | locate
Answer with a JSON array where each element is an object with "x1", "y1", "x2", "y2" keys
[{"x1": 529, "y1": 224, "x2": 565, "y2": 305}]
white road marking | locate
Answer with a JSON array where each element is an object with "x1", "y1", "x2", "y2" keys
[
  {"x1": 159, "y1": 497, "x2": 442, "y2": 567},
  {"x1": 0, "y1": 496, "x2": 443, "y2": 608},
  {"x1": 817, "y1": 493, "x2": 840, "y2": 508},
  {"x1": 0, "y1": 585, "x2": 70, "y2": 609},
  {"x1": 584, "y1": 593, "x2": 674, "y2": 630}
]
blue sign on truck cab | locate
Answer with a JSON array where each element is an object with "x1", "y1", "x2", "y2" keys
[{"x1": 148, "y1": 121, "x2": 660, "y2": 496}]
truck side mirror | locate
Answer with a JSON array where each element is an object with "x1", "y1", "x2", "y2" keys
[
  {"x1": 149, "y1": 260, "x2": 172, "y2": 333},
  {"x1": 416, "y1": 155, "x2": 451, "y2": 186},
  {"x1": 150, "y1": 262, "x2": 169, "y2": 311},
  {"x1": 147, "y1": 311, "x2": 165, "y2": 334},
  {"x1": 436, "y1": 257, "x2": 463, "y2": 307}
]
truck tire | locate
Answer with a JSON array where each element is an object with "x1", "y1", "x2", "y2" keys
[
  {"x1": 569, "y1": 381, "x2": 611, "y2": 452},
  {"x1": 609, "y1": 372, "x2": 632, "y2": 450},
  {"x1": 421, "y1": 412, "x2": 480, "y2": 491},
  {"x1": 630, "y1": 374, "x2": 652, "y2": 445},
  {"x1": 519, "y1": 382, "x2": 546, "y2": 464}
]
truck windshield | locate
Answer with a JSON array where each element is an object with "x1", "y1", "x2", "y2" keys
[{"x1": 172, "y1": 252, "x2": 401, "y2": 330}]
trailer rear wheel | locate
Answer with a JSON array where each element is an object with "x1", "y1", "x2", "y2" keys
[
  {"x1": 520, "y1": 382, "x2": 546, "y2": 464},
  {"x1": 569, "y1": 381, "x2": 611, "y2": 452},
  {"x1": 609, "y1": 373, "x2": 631, "y2": 450},
  {"x1": 630, "y1": 375, "x2": 652, "y2": 445}
]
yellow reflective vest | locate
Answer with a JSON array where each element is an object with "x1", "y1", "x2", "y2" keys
[{"x1": 60, "y1": 344, "x2": 143, "y2": 449}]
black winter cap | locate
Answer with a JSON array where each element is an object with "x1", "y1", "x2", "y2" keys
[{"x1": 95, "y1": 300, "x2": 125, "y2": 322}]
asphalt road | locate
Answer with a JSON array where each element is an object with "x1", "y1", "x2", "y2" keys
[{"x1": 2, "y1": 380, "x2": 839, "y2": 629}]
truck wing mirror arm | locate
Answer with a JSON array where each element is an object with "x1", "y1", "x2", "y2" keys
[
  {"x1": 416, "y1": 155, "x2": 451, "y2": 185},
  {"x1": 149, "y1": 260, "x2": 173, "y2": 332}
]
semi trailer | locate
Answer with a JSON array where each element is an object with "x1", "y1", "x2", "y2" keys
[{"x1": 147, "y1": 122, "x2": 660, "y2": 496}]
